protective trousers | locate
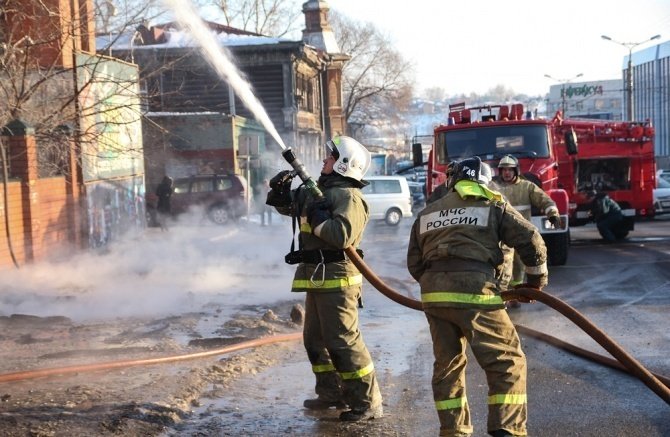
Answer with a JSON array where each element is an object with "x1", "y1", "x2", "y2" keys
[
  {"x1": 303, "y1": 289, "x2": 382, "y2": 410},
  {"x1": 424, "y1": 307, "x2": 527, "y2": 437}
]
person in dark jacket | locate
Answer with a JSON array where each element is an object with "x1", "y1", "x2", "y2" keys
[
  {"x1": 588, "y1": 190, "x2": 624, "y2": 242},
  {"x1": 155, "y1": 176, "x2": 173, "y2": 231},
  {"x1": 267, "y1": 136, "x2": 383, "y2": 422}
]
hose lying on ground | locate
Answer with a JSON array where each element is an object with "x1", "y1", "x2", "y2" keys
[
  {"x1": 2, "y1": 247, "x2": 668, "y2": 408},
  {"x1": 344, "y1": 246, "x2": 670, "y2": 405},
  {"x1": 514, "y1": 324, "x2": 670, "y2": 388},
  {"x1": 0, "y1": 332, "x2": 302, "y2": 383}
]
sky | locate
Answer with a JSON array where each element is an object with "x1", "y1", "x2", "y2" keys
[{"x1": 329, "y1": 0, "x2": 670, "y2": 96}]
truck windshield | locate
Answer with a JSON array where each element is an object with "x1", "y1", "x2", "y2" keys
[{"x1": 435, "y1": 125, "x2": 550, "y2": 164}]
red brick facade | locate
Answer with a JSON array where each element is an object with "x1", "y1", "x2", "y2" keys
[{"x1": 1, "y1": 123, "x2": 82, "y2": 268}]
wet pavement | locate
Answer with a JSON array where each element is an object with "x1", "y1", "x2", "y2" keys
[{"x1": 165, "y1": 216, "x2": 670, "y2": 436}]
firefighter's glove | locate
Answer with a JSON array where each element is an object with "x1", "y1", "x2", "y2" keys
[
  {"x1": 526, "y1": 273, "x2": 548, "y2": 289},
  {"x1": 306, "y1": 199, "x2": 331, "y2": 230},
  {"x1": 548, "y1": 215, "x2": 562, "y2": 229},
  {"x1": 266, "y1": 170, "x2": 294, "y2": 207},
  {"x1": 512, "y1": 281, "x2": 543, "y2": 303},
  {"x1": 269, "y1": 170, "x2": 294, "y2": 192}
]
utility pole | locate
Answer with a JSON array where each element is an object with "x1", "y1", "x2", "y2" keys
[
  {"x1": 601, "y1": 34, "x2": 661, "y2": 120},
  {"x1": 544, "y1": 73, "x2": 583, "y2": 117}
]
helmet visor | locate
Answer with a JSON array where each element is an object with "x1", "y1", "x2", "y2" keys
[{"x1": 324, "y1": 140, "x2": 340, "y2": 160}]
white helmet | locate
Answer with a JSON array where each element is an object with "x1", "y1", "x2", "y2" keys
[
  {"x1": 498, "y1": 154, "x2": 519, "y2": 177},
  {"x1": 480, "y1": 162, "x2": 493, "y2": 185},
  {"x1": 325, "y1": 136, "x2": 371, "y2": 181}
]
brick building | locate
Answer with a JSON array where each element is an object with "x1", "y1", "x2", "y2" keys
[{"x1": 0, "y1": 0, "x2": 145, "y2": 268}]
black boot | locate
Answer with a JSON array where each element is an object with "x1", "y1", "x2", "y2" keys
[
  {"x1": 303, "y1": 398, "x2": 347, "y2": 410},
  {"x1": 339, "y1": 405, "x2": 383, "y2": 421}
]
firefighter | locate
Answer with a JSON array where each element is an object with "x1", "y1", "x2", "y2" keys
[
  {"x1": 266, "y1": 136, "x2": 383, "y2": 422},
  {"x1": 493, "y1": 155, "x2": 560, "y2": 300},
  {"x1": 587, "y1": 190, "x2": 624, "y2": 242},
  {"x1": 407, "y1": 156, "x2": 548, "y2": 437}
]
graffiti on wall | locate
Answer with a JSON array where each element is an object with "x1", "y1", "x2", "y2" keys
[
  {"x1": 86, "y1": 176, "x2": 145, "y2": 248},
  {"x1": 77, "y1": 54, "x2": 144, "y2": 182}
]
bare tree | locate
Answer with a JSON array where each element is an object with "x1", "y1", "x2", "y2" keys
[
  {"x1": 0, "y1": 0, "x2": 154, "y2": 178},
  {"x1": 195, "y1": 0, "x2": 302, "y2": 37},
  {"x1": 423, "y1": 86, "x2": 446, "y2": 103},
  {"x1": 329, "y1": 11, "x2": 415, "y2": 134}
]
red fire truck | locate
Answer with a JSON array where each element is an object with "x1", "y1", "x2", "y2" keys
[{"x1": 417, "y1": 102, "x2": 656, "y2": 266}]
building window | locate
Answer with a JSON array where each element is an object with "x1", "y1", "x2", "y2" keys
[{"x1": 296, "y1": 73, "x2": 315, "y2": 113}]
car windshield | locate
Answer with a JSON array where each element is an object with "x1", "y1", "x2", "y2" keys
[
  {"x1": 658, "y1": 177, "x2": 670, "y2": 189},
  {"x1": 435, "y1": 125, "x2": 550, "y2": 164}
]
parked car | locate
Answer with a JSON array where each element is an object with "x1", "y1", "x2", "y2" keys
[
  {"x1": 654, "y1": 171, "x2": 670, "y2": 215},
  {"x1": 361, "y1": 176, "x2": 413, "y2": 226},
  {"x1": 658, "y1": 169, "x2": 670, "y2": 184},
  {"x1": 147, "y1": 174, "x2": 250, "y2": 225},
  {"x1": 407, "y1": 181, "x2": 426, "y2": 214}
]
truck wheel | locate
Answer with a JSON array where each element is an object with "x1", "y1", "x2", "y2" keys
[
  {"x1": 612, "y1": 228, "x2": 629, "y2": 240},
  {"x1": 544, "y1": 230, "x2": 570, "y2": 266},
  {"x1": 385, "y1": 208, "x2": 402, "y2": 226}
]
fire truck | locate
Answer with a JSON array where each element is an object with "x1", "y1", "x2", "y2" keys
[{"x1": 416, "y1": 102, "x2": 656, "y2": 266}]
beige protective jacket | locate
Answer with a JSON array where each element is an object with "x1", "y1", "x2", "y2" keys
[
  {"x1": 407, "y1": 182, "x2": 547, "y2": 310},
  {"x1": 492, "y1": 176, "x2": 558, "y2": 220}
]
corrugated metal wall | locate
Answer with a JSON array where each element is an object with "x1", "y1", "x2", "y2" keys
[{"x1": 632, "y1": 41, "x2": 670, "y2": 162}]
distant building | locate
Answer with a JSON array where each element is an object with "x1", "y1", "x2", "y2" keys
[
  {"x1": 628, "y1": 39, "x2": 670, "y2": 162},
  {"x1": 546, "y1": 79, "x2": 623, "y2": 120},
  {"x1": 101, "y1": 0, "x2": 349, "y2": 189}
]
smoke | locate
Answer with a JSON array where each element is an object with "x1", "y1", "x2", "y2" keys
[
  {"x1": 0, "y1": 219, "x2": 296, "y2": 322},
  {"x1": 162, "y1": 0, "x2": 286, "y2": 149}
]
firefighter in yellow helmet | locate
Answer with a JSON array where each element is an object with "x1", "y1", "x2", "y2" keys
[
  {"x1": 493, "y1": 155, "x2": 560, "y2": 302},
  {"x1": 266, "y1": 136, "x2": 383, "y2": 422},
  {"x1": 407, "y1": 156, "x2": 548, "y2": 437}
]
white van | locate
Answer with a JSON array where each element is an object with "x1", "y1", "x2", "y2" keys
[{"x1": 361, "y1": 176, "x2": 413, "y2": 225}]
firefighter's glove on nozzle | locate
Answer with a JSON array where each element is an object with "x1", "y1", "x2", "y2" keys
[
  {"x1": 306, "y1": 199, "x2": 331, "y2": 230},
  {"x1": 548, "y1": 215, "x2": 562, "y2": 229},
  {"x1": 266, "y1": 170, "x2": 294, "y2": 208},
  {"x1": 269, "y1": 170, "x2": 294, "y2": 191}
]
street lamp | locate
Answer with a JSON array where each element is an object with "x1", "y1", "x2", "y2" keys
[
  {"x1": 544, "y1": 73, "x2": 583, "y2": 116},
  {"x1": 601, "y1": 34, "x2": 661, "y2": 120}
]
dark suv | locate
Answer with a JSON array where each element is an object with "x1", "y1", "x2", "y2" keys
[{"x1": 147, "y1": 174, "x2": 249, "y2": 225}]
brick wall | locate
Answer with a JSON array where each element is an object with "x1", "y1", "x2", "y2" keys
[
  {"x1": 0, "y1": 181, "x2": 28, "y2": 266},
  {"x1": 1, "y1": 122, "x2": 81, "y2": 269}
]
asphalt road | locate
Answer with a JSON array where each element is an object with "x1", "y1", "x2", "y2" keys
[{"x1": 170, "y1": 216, "x2": 670, "y2": 436}]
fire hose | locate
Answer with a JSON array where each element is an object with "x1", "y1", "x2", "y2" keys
[
  {"x1": 344, "y1": 246, "x2": 670, "y2": 406},
  {"x1": 279, "y1": 147, "x2": 670, "y2": 406}
]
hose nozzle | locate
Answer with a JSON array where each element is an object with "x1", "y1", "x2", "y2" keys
[{"x1": 282, "y1": 148, "x2": 323, "y2": 199}]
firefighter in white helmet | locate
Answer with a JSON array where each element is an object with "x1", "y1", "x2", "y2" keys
[
  {"x1": 266, "y1": 136, "x2": 383, "y2": 422},
  {"x1": 493, "y1": 155, "x2": 560, "y2": 302},
  {"x1": 407, "y1": 156, "x2": 548, "y2": 437}
]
